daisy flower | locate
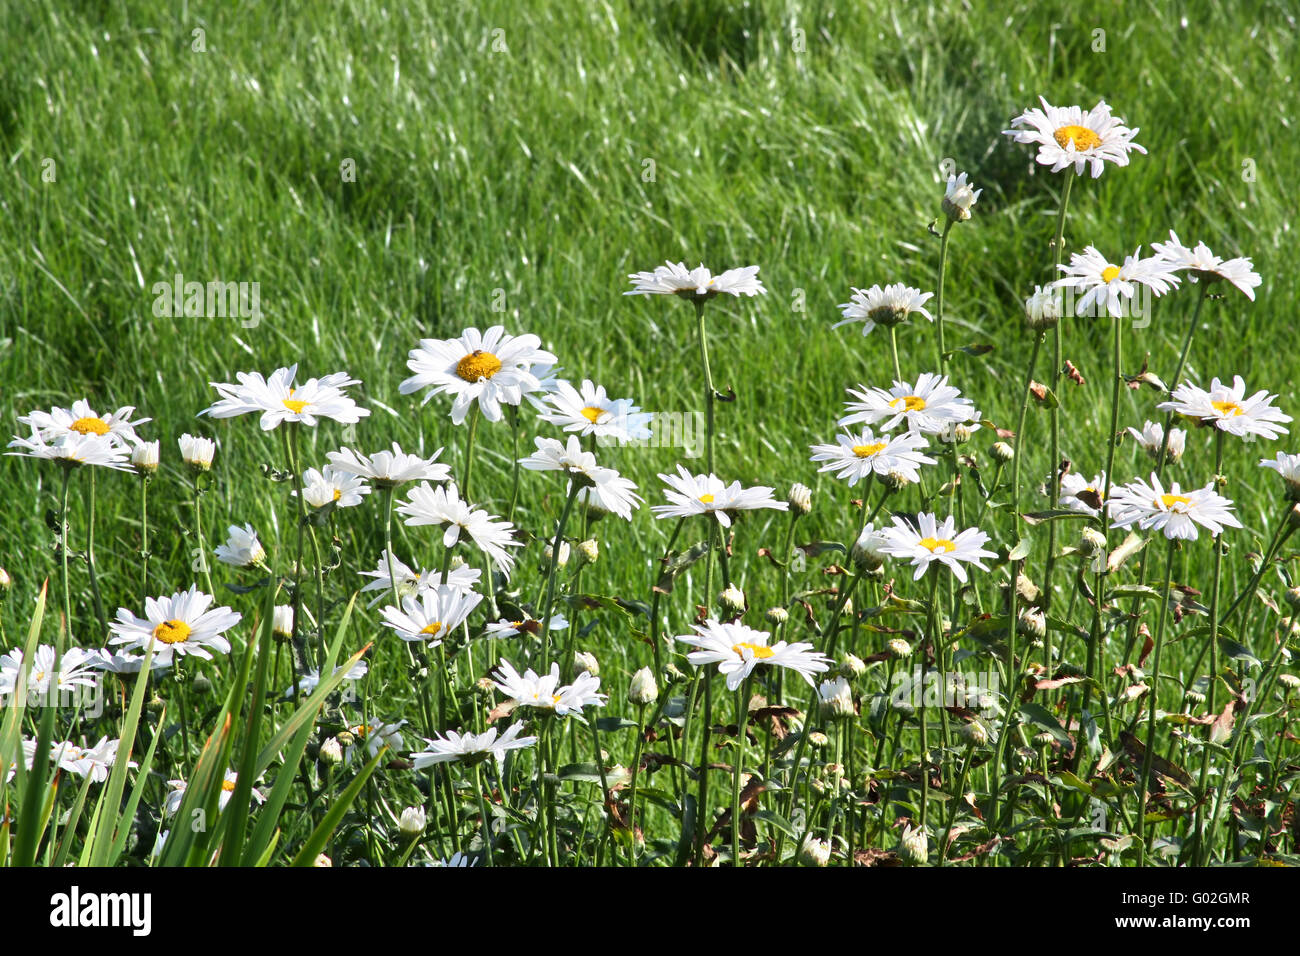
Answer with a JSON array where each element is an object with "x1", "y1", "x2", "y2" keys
[
  {"x1": 1260, "y1": 452, "x2": 1300, "y2": 500},
  {"x1": 326, "y1": 443, "x2": 452, "y2": 489},
  {"x1": 410, "y1": 724, "x2": 538, "y2": 769},
  {"x1": 1128, "y1": 420, "x2": 1186, "y2": 465},
  {"x1": 380, "y1": 586, "x2": 483, "y2": 645},
  {"x1": 108, "y1": 586, "x2": 242, "y2": 667},
  {"x1": 650, "y1": 465, "x2": 788, "y2": 528},
  {"x1": 130, "y1": 440, "x2": 160, "y2": 476},
  {"x1": 521, "y1": 361, "x2": 568, "y2": 412},
  {"x1": 1158, "y1": 376, "x2": 1291, "y2": 441},
  {"x1": 201, "y1": 365, "x2": 370, "y2": 430},
  {"x1": 809, "y1": 427, "x2": 936, "y2": 486},
  {"x1": 215, "y1": 523, "x2": 268, "y2": 568},
  {"x1": 281, "y1": 660, "x2": 369, "y2": 698},
  {"x1": 834, "y1": 283, "x2": 934, "y2": 337},
  {"x1": 179, "y1": 433, "x2": 216, "y2": 472},
  {"x1": 491, "y1": 659, "x2": 607, "y2": 718},
  {"x1": 624, "y1": 261, "x2": 765, "y2": 299},
  {"x1": 1151, "y1": 230, "x2": 1261, "y2": 301},
  {"x1": 345, "y1": 717, "x2": 408, "y2": 761},
  {"x1": 483, "y1": 614, "x2": 568, "y2": 639},
  {"x1": 1002, "y1": 97, "x2": 1146, "y2": 178},
  {"x1": 1107, "y1": 473, "x2": 1242, "y2": 541},
  {"x1": 47, "y1": 737, "x2": 134, "y2": 783},
  {"x1": 358, "y1": 549, "x2": 481, "y2": 607},
  {"x1": 1059, "y1": 471, "x2": 1107, "y2": 516},
  {"x1": 0, "y1": 645, "x2": 103, "y2": 701},
  {"x1": 539, "y1": 379, "x2": 654, "y2": 442},
  {"x1": 878, "y1": 513, "x2": 998, "y2": 583},
  {"x1": 428, "y1": 852, "x2": 477, "y2": 868},
  {"x1": 942, "y1": 172, "x2": 981, "y2": 222},
  {"x1": 398, "y1": 482, "x2": 523, "y2": 574},
  {"x1": 296, "y1": 465, "x2": 371, "y2": 509},
  {"x1": 675, "y1": 619, "x2": 831, "y2": 691},
  {"x1": 839, "y1": 374, "x2": 978, "y2": 436},
  {"x1": 18, "y1": 400, "x2": 150, "y2": 449},
  {"x1": 398, "y1": 326, "x2": 557, "y2": 425},
  {"x1": 1052, "y1": 246, "x2": 1181, "y2": 318},
  {"x1": 164, "y1": 769, "x2": 265, "y2": 816},
  {"x1": 517, "y1": 436, "x2": 642, "y2": 520},
  {"x1": 7, "y1": 428, "x2": 133, "y2": 471}
]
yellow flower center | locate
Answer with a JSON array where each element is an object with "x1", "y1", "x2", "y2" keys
[
  {"x1": 1053, "y1": 124, "x2": 1102, "y2": 151},
  {"x1": 852, "y1": 441, "x2": 888, "y2": 458},
  {"x1": 890, "y1": 396, "x2": 927, "y2": 412},
  {"x1": 732, "y1": 642, "x2": 775, "y2": 660},
  {"x1": 918, "y1": 537, "x2": 957, "y2": 553},
  {"x1": 456, "y1": 350, "x2": 503, "y2": 382},
  {"x1": 282, "y1": 389, "x2": 309, "y2": 414},
  {"x1": 70, "y1": 416, "x2": 110, "y2": 435},
  {"x1": 580, "y1": 406, "x2": 605, "y2": 423},
  {"x1": 221, "y1": 779, "x2": 237, "y2": 792},
  {"x1": 1211, "y1": 400, "x2": 1243, "y2": 417},
  {"x1": 1101, "y1": 265, "x2": 1122, "y2": 283},
  {"x1": 698, "y1": 493, "x2": 715, "y2": 504},
  {"x1": 1157, "y1": 494, "x2": 1192, "y2": 511},
  {"x1": 333, "y1": 488, "x2": 342, "y2": 501},
  {"x1": 420, "y1": 622, "x2": 443, "y2": 638},
  {"x1": 152, "y1": 619, "x2": 192, "y2": 644}
]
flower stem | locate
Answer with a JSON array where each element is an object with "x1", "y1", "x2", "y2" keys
[
  {"x1": 919, "y1": 567, "x2": 942, "y2": 828},
  {"x1": 731, "y1": 675, "x2": 752, "y2": 866},
  {"x1": 58, "y1": 467, "x2": 74, "y2": 640},
  {"x1": 193, "y1": 471, "x2": 215, "y2": 597},
  {"x1": 1010, "y1": 333, "x2": 1045, "y2": 527},
  {"x1": 1192, "y1": 431, "x2": 1227, "y2": 860},
  {"x1": 462, "y1": 403, "x2": 481, "y2": 501},
  {"x1": 84, "y1": 468, "x2": 108, "y2": 641},
  {"x1": 1137, "y1": 536, "x2": 1177, "y2": 864},
  {"x1": 139, "y1": 475, "x2": 151, "y2": 604},
  {"x1": 694, "y1": 299, "x2": 717, "y2": 475},
  {"x1": 539, "y1": 480, "x2": 580, "y2": 664},
  {"x1": 1043, "y1": 173, "x2": 1074, "y2": 612},
  {"x1": 935, "y1": 219, "x2": 954, "y2": 376},
  {"x1": 889, "y1": 327, "x2": 902, "y2": 381}
]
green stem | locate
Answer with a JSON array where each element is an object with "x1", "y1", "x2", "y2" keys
[
  {"x1": 1010, "y1": 333, "x2": 1045, "y2": 526},
  {"x1": 888, "y1": 327, "x2": 902, "y2": 381},
  {"x1": 732, "y1": 675, "x2": 752, "y2": 866},
  {"x1": 462, "y1": 404, "x2": 481, "y2": 501},
  {"x1": 539, "y1": 480, "x2": 580, "y2": 664},
  {"x1": 695, "y1": 299, "x2": 718, "y2": 476},
  {"x1": 935, "y1": 220, "x2": 954, "y2": 375},
  {"x1": 1137, "y1": 536, "x2": 1178, "y2": 864},
  {"x1": 139, "y1": 476, "x2": 151, "y2": 604},
  {"x1": 1043, "y1": 173, "x2": 1074, "y2": 612}
]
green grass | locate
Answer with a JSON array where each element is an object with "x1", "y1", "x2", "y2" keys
[{"x1": 2, "y1": 0, "x2": 1298, "y2": 865}]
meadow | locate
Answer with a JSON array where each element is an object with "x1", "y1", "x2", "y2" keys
[{"x1": 1, "y1": 0, "x2": 1298, "y2": 867}]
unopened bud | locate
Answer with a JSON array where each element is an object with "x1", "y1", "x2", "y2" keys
[
  {"x1": 799, "y1": 836, "x2": 831, "y2": 867},
  {"x1": 818, "y1": 676, "x2": 855, "y2": 719},
  {"x1": 131, "y1": 440, "x2": 160, "y2": 476},
  {"x1": 1032, "y1": 731, "x2": 1055, "y2": 750},
  {"x1": 272, "y1": 605, "x2": 294, "y2": 640},
  {"x1": 1017, "y1": 607, "x2": 1047, "y2": 641},
  {"x1": 573, "y1": 651, "x2": 599, "y2": 677},
  {"x1": 1024, "y1": 286, "x2": 1062, "y2": 331},
  {"x1": 881, "y1": 469, "x2": 911, "y2": 492},
  {"x1": 319, "y1": 737, "x2": 343, "y2": 765},
  {"x1": 960, "y1": 722, "x2": 989, "y2": 747},
  {"x1": 336, "y1": 730, "x2": 356, "y2": 748},
  {"x1": 1285, "y1": 587, "x2": 1300, "y2": 612},
  {"x1": 627, "y1": 667, "x2": 658, "y2": 706},
  {"x1": 544, "y1": 540, "x2": 571, "y2": 570},
  {"x1": 720, "y1": 584, "x2": 747, "y2": 617},
  {"x1": 851, "y1": 524, "x2": 888, "y2": 572},
  {"x1": 807, "y1": 731, "x2": 830, "y2": 748},
  {"x1": 765, "y1": 606, "x2": 789, "y2": 626},
  {"x1": 990, "y1": 441, "x2": 1014, "y2": 464},
  {"x1": 1015, "y1": 573, "x2": 1040, "y2": 605},
  {"x1": 840, "y1": 653, "x2": 867, "y2": 678},
  {"x1": 398, "y1": 805, "x2": 427, "y2": 838},
  {"x1": 887, "y1": 638, "x2": 913, "y2": 660},
  {"x1": 901, "y1": 824, "x2": 928, "y2": 865},
  {"x1": 576, "y1": 538, "x2": 599, "y2": 567},
  {"x1": 787, "y1": 482, "x2": 813, "y2": 516},
  {"x1": 190, "y1": 674, "x2": 212, "y2": 696},
  {"x1": 1184, "y1": 689, "x2": 1206, "y2": 705},
  {"x1": 892, "y1": 699, "x2": 915, "y2": 718},
  {"x1": 940, "y1": 423, "x2": 972, "y2": 445},
  {"x1": 663, "y1": 662, "x2": 686, "y2": 685},
  {"x1": 1078, "y1": 527, "x2": 1107, "y2": 558},
  {"x1": 1277, "y1": 673, "x2": 1300, "y2": 692}
]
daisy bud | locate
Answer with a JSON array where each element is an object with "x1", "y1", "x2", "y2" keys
[
  {"x1": 663, "y1": 662, "x2": 686, "y2": 685},
  {"x1": 627, "y1": 667, "x2": 659, "y2": 706},
  {"x1": 576, "y1": 538, "x2": 600, "y2": 567},
  {"x1": 851, "y1": 524, "x2": 888, "y2": 573},
  {"x1": 720, "y1": 584, "x2": 747, "y2": 618},
  {"x1": 990, "y1": 441, "x2": 1014, "y2": 464},
  {"x1": 840, "y1": 653, "x2": 867, "y2": 679},
  {"x1": 313, "y1": 854, "x2": 332, "y2": 868},
  {"x1": 336, "y1": 730, "x2": 356, "y2": 748},
  {"x1": 764, "y1": 606, "x2": 789, "y2": 626},
  {"x1": 900, "y1": 824, "x2": 928, "y2": 865},
  {"x1": 573, "y1": 651, "x2": 600, "y2": 677},
  {"x1": 191, "y1": 674, "x2": 212, "y2": 696},
  {"x1": 1015, "y1": 573, "x2": 1040, "y2": 605},
  {"x1": 146, "y1": 695, "x2": 166, "y2": 715},
  {"x1": 1285, "y1": 587, "x2": 1300, "y2": 612},
  {"x1": 892, "y1": 699, "x2": 915, "y2": 718},
  {"x1": 807, "y1": 731, "x2": 830, "y2": 748},
  {"x1": 840, "y1": 597, "x2": 854, "y2": 617},
  {"x1": 1184, "y1": 689, "x2": 1206, "y2": 706},
  {"x1": 272, "y1": 605, "x2": 294, "y2": 640},
  {"x1": 786, "y1": 482, "x2": 813, "y2": 516},
  {"x1": 939, "y1": 423, "x2": 972, "y2": 445},
  {"x1": 398, "y1": 806, "x2": 427, "y2": 838},
  {"x1": 938, "y1": 479, "x2": 958, "y2": 497},
  {"x1": 448, "y1": 554, "x2": 467, "y2": 571},
  {"x1": 319, "y1": 737, "x2": 343, "y2": 765},
  {"x1": 881, "y1": 469, "x2": 911, "y2": 492},
  {"x1": 1032, "y1": 731, "x2": 1055, "y2": 751},
  {"x1": 1058, "y1": 662, "x2": 1085, "y2": 678},
  {"x1": 887, "y1": 638, "x2": 913, "y2": 660},
  {"x1": 1017, "y1": 607, "x2": 1047, "y2": 641},
  {"x1": 0, "y1": 568, "x2": 9, "y2": 592},
  {"x1": 1289, "y1": 504, "x2": 1300, "y2": 531},
  {"x1": 941, "y1": 172, "x2": 980, "y2": 223},
  {"x1": 131, "y1": 440, "x2": 160, "y2": 476},
  {"x1": 1024, "y1": 286, "x2": 1062, "y2": 331},
  {"x1": 1277, "y1": 673, "x2": 1300, "y2": 693},
  {"x1": 1078, "y1": 527, "x2": 1107, "y2": 558},
  {"x1": 818, "y1": 676, "x2": 855, "y2": 720},
  {"x1": 960, "y1": 722, "x2": 989, "y2": 747},
  {"x1": 799, "y1": 836, "x2": 832, "y2": 867},
  {"x1": 179, "y1": 433, "x2": 216, "y2": 473},
  {"x1": 474, "y1": 676, "x2": 497, "y2": 697},
  {"x1": 543, "y1": 540, "x2": 571, "y2": 570}
]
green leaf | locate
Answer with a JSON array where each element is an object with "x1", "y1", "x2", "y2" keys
[
  {"x1": 290, "y1": 747, "x2": 386, "y2": 867},
  {"x1": 1007, "y1": 537, "x2": 1032, "y2": 561}
]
